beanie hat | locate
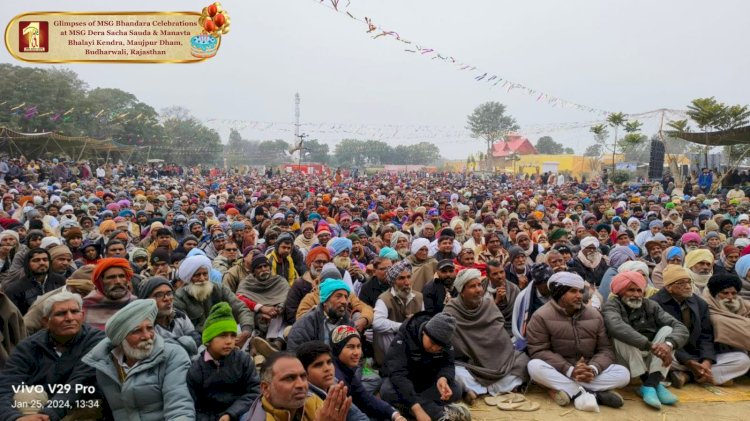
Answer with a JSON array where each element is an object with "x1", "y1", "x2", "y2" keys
[
  {"x1": 422, "y1": 313, "x2": 456, "y2": 348},
  {"x1": 150, "y1": 247, "x2": 171, "y2": 265},
  {"x1": 320, "y1": 279, "x2": 351, "y2": 303},
  {"x1": 723, "y1": 245, "x2": 740, "y2": 257},
  {"x1": 611, "y1": 271, "x2": 647, "y2": 295},
  {"x1": 386, "y1": 259, "x2": 412, "y2": 285},
  {"x1": 453, "y1": 268, "x2": 482, "y2": 293},
  {"x1": 138, "y1": 276, "x2": 172, "y2": 299},
  {"x1": 320, "y1": 262, "x2": 342, "y2": 281},
  {"x1": 548, "y1": 228, "x2": 569, "y2": 242},
  {"x1": 735, "y1": 255, "x2": 750, "y2": 279},
  {"x1": 48, "y1": 245, "x2": 72, "y2": 260},
  {"x1": 707, "y1": 274, "x2": 743, "y2": 297},
  {"x1": 65, "y1": 265, "x2": 95, "y2": 294},
  {"x1": 105, "y1": 299, "x2": 158, "y2": 346},
  {"x1": 328, "y1": 237, "x2": 352, "y2": 256},
  {"x1": 329, "y1": 325, "x2": 360, "y2": 357},
  {"x1": 663, "y1": 264, "x2": 690, "y2": 287},
  {"x1": 305, "y1": 246, "x2": 331, "y2": 267},
  {"x1": 684, "y1": 249, "x2": 713, "y2": 270},
  {"x1": 63, "y1": 227, "x2": 83, "y2": 240},
  {"x1": 202, "y1": 302, "x2": 238, "y2": 344},
  {"x1": 251, "y1": 254, "x2": 270, "y2": 270}
]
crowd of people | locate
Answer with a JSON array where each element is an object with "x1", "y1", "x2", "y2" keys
[{"x1": 0, "y1": 156, "x2": 750, "y2": 420}]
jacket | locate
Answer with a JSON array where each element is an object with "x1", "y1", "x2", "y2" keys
[
  {"x1": 0, "y1": 325, "x2": 105, "y2": 421},
  {"x1": 212, "y1": 255, "x2": 236, "y2": 275},
  {"x1": 284, "y1": 274, "x2": 315, "y2": 325},
  {"x1": 307, "y1": 383, "x2": 369, "y2": 421},
  {"x1": 568, "y1": 257, "x2": 609, "y2": 287},
  {"x1": 81, "y1": 334, "x2": 195, "y2": 421},
  {"x1": 2, "y1": 271, "x2": 67, "y2": 315},
  {"x1": 222, "y1": 261, "x2": 250, "y2": 293},
  {"x1": 602, "y1": 296, "x2": 689, "y2": 351},
  {"x1": 156, "y1": 309, "x2": 201, "y2": 357},
  {"x1": 187, "y1": 349, "x2": 260, "y2": 421},
  {"x1": 358, "y1": 275, "x2": 390, "y2": 308},
  {"x1": 287, "y1": 305, "x2": 353, "y2": 351},
  {"x1": 651, "y1": 288, "x2": 717, "y2": 364},
  {"x1": 0, "y1": 292, "x2": 25, "y2": 368},
  {"x1": 422, "y1": 279, "x2": 454, "y2": 316},
  {"x1": 380, "y1": 312, "x2": 455, "y2": 407},
  {"x1": 526, "y1": 300, "x2": 615, "y2": 376},
  {"x1": 174, "y1": 283, "x2": 254, "y2": 332},
  {"x1": 240, "y1": 395, "x2": 323, "y2": 421},
  {"x1": 333, "y1": 359, "x2": 395, "y2": 421}
]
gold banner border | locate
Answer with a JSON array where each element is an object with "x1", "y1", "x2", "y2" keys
[{"x1": 4, "y1": 11, "x2": 221, "y2": 64}]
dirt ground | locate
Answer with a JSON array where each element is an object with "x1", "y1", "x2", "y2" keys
[{"x1": 469, "y1": 381, "x2": 750, "y2": 421}]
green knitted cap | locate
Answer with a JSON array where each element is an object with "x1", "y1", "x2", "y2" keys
[{"x1": 202, "y1": 302, "x2": 238, "y2": 344}]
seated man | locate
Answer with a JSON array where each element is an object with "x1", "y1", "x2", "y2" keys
[
  {"x1": 701, "y1": 274, "x2": 750, "y2": 353},
  {"x1": 287, "y1": 279, "x2": 355, "y2": 351},
  {"x1": 138, "y1": 276, "x2": 200, "y2": 356},
  {"x1": 526, "y1": 272, "x2": 630, "y2": 413},
  {"x1": 82, "y1": 257, "x2": 138, "y2": 330},
  {"x1": 683, "y1": 249, "x2": 714, "y2": 293},
  {"x1": 380, "y1": 312, "x2": 470, "y2": 421},
  {"x1": 652, "y1": 265, "x2": 750, "y2": 387},
  {"x1": 443, "y1": 269, "x2": 528, "y2": 400},
  {"x1": 237, "y1": 254, "x2": 289, "y2": 350},
  {"x1": 602, "y1": 272, "x2": 689, "y2": 409},
  {"x1": 511, "y1": 263, "x2": 553, "y2": 350},
  {"x1": 482, "y1": 259, "x2": 520, "y2": 336},
  {"x1": 422, "y1": 259, "x2": 456, "y2": 316},
  {"x1": 0, "y1": 292, "x2": 105, "y2": 420}
]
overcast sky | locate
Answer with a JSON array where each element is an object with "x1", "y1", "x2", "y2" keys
[{"x1": 3, "y1": 0, "x2": 749, "y2": 158}]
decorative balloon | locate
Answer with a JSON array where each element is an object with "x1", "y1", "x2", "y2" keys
[{"x1": 199, "y1": 2, "x2": 231, "y2": 37}]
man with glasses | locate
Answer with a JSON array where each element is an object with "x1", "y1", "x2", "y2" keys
[
  {"x1": 213, "y1": 240, "x2": 240, "y2": 275},
  {"x1": 139, "y1": 276, "x2": 199, "y2": 357},
  {"x1": 653, "y1": 265, "x2": 750, "y2": 388}
]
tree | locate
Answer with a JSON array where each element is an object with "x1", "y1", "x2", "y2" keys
[
  {"x1": 258, "y1": 139, "x2": 291, "y2": 165},
  {"x1": 563, "y1": 147, "x2": 574, "y2": 154},
  {"x1": 535, "y1": 136, "x2": 564, "y2": 154},
  {"x1": 686, "y1": 97, "x2": 728, "y2": 167},
  {"x1": 466, "y1": 102, "x2": 519, "y2": 171},
  {"x1": 588, "y1": 125, "x2": 608, "y2": 172},
  {"x1": 584, "y1": 144, "x2": 603, "y2": 157},
  {"x1": 606, "y1": 112, "x2": 626, "y2": 174},
  {"x1": 302, "y1": 139, "x2": 330, "y2": 164}
]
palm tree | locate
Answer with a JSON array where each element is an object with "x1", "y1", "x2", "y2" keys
[
  {"x1": 686, "y1": 97, "x2": 726, "y2": 168},
  {"x1": 606, "y1": 112, "x2": 626, "y2": 175}
]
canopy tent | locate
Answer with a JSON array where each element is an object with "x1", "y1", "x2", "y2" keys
[
  {"x1": 668, "y1": 125, "x2": 750, "y2": 146},
  {"x1": 0, "y1": 127, "x2": 142, "y2": 162}
]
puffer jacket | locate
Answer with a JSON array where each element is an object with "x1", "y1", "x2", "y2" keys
[
  {"x1": 602, "y1": 296, "x2": 689, "y2": 351},
  {"x1": 526, "y1": 300, "x2": 614, "y2": 375},
  {"x1": 81, "y1": 334, "x2": 194, "y2": 421}
]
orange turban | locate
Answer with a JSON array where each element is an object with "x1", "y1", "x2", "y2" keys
[{"x1": 91, "y1": 258, "x2": 134, "y2": 293}]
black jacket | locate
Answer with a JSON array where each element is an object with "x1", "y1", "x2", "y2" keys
[
  {"x1": 187, "y1": 349, "x2": 260, "y2": 421},
  {"x1": 358, "y1": 276, "x2": 390, "y2": 308},
  {"x1": 651, "y1": 288, "x2": 716, "y2": 364},
  {"x1": 568, "y1": 258, "x2": 609, "y2": 287},
  {"x1": 422, "y1": 280, "x2": 456, "y2": 316},
  {"x1": 380, "y1": 311, "x2": 455, "y2": 407},
  {"x1": 333, "y1": 359, "x2": 395, "y2": 420},
  {"x1": 0, "y1": 325, "x2": 105, "y2": 421},
  {"x1": 2, "y1": 271, "x2": 66, "y2": 315}
]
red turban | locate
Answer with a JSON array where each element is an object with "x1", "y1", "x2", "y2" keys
[
  {"x1": 92, "y1": 257, "x2": 134, "y2": 293},
  {"x1": 306, "y1": 246, "x2": 331, "y2": 267},
  {"x1": 611, "y1": 271, "x2": 646, "y2": 295}
]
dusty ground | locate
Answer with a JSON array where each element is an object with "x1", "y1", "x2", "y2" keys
[{"x1": 469, "y1": 381, "x2": 750, "y2": 421}]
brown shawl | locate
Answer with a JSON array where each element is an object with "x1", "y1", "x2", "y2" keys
[
  {"x1": 0, "y1": 291, "x2": 25, "y2": 368},
  {"x1": 701, "y1": 288, "x2": 750, "y2": 351},
  {"x1": 407, "y1": 255, "x2": 437, "y2": 293},
  {"x1": 443, "y1": 295, "x2": 526, "y2": 385}
]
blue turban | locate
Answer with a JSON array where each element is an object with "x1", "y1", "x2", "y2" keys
[
  {"x1": 736, "y1": 255, "x2": 750, "y2": 279},
  {"x1": 320, "y1": 279, "x2": 351, "y2": 303},
  {"x1": 379, "y1": 247, "x2": 399, "y2": 261},
  {"x1": 105, "y1": 299, "x2": 158, "y2": 345},
  {"x1": 328, "y1": 237, "x2": 352, "y2": 256},
  {"x1": 231, "y1": 221, "x2": 246, "y2": 231}
]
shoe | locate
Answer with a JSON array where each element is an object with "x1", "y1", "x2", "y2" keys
[
  {"x1": 669, "y1": 370, "x2": 689, "y2": 389},
  {"x1": 655, "y1": 384, "x2": 679, "y2": 405},
  {"x1": 572, "y1": 387, "x2": 599, "y2": 413},
  {"x1": 439, "y1": 403, "x2": 472, "y2": 421},
  {"x1": 251, "y1": 336, "x2": 279, "y2": 358},
  {"x1": 639, "y1": 386, "x2": 662, "y2": 410},
  {"x1": 596, "y1": 390, "x2": 624, "y2": 408},
  {"x1": 548, "y1": 389, "x2": 570, "y2": 407}
]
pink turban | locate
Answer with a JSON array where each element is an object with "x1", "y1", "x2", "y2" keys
[
  {"x1": 733, "y1": 225, "x2": 750, "y2": 238},
  {"x1": 680, "y1": 232, "x2": 702, "y2": 244},
  {"x1": 611, "y1": 271, "x2": 647, "y2": 295}
]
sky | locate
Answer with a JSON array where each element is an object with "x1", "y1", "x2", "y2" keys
[{"x1": 2, "y1": 0, "x2": 749, "y2": 158}]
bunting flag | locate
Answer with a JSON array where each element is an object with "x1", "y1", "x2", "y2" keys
[{"x1": 309, "y1": 0, "x2": 612, "y2": 115}]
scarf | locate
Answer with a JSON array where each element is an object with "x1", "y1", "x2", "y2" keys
[
  {"x1": 260, "y1": 395, "x2": 320, "y2": 421},
  {"x1": 294, "y1": 233, "x2": 317, "y2": 251},
  {"x1": 82, "y1": 290, "x2": 136, "y2": 331},
  {"x1": 443, "y1": 296, "x2": 526, "y2": 385},
  {"x1": 237, "y1": 274, "x2": 290, "y2": 307},
  {"x1": 269, "y1": 250, "x2": 298, "y2": 285},
  {"x1": 688, "y1": 270, "x2": 712, "y2": 290},
  {"x1": 576, "y1": 249, "x2": 602, "y2": 270},
  {"x1": 701, "y1": 288, "x2": 750, "y2": 351}
]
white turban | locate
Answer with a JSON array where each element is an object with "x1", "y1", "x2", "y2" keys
[
  {"x1": 618, "y1": 261, "x2": 649, "y2": 277},
  {"x1": 454, "y1": 268, "x2": 482, "y2": 293},
  {"x1": 410, "y1": 238, "x2": 430, "y2": 255},
  {"x1": 178, "y1": 255, "x2": 212, "y2": 283},
  {"x1": 580, "y1": 236, "x2": 600, "y2": 249},
  {"x1": 60, "y1": 204, "x2": 74, "y2": 213},
  {"x1": 547, "y1": 271, "x2": 585, "y2": 290},
  {"x1": 105, "y1": 299, "x2": 158, "y2": 345}
]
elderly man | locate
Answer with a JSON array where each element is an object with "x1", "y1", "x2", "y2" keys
[
  {"x1": 407, "y1": 238, "x2": 437, "y2": 293},
  {"x1": 82, "y1": 257, "x2": 138, "y2": 330},
  {"x1": 82, "y1": 299, "x2": 194, "y2": 420},
  {"x1": 287, "y1": 279, "x2": 355, "y2": 351},
  {"x1": 683, "y1": 249, "x2": 714, "y2": 293},
  {"x1": 240, "y1": 352, "x2": 351, "y2": 421},
  {"x1": 372, "y1": 260, "x2": 424, "y2": 366},
  {"x1": 569, "y1": 237, "x2": 609, "y2": 287},
  {"x1": 237, "y1": 254, "x2": 290, "y2": 350},
  {"x1": 652, "y1": 265, "x2": 750, "y2": 388},
  {"x1": 0, "y1": 292, "x2": 105, "y2": 421},
  {"x1": 603, "y1": 271, "x2": 689, "y2": 409},
  {"x1": 443, "y1": 269, "x2": 528, "y2": 400},
  {"x1": 285, "y1": 247, "x2": 332, "y2": 324},
  {"x1": 482, "y1": 260, "x2": 520, "y2": 336},
  {"x1": 173, "y1": 255, "x2": 254, "y2": 346},
  {"x1": 422, "y1": 259, "x2": 457, "y2": 316},
  {"x1": 635, "y1": 220, "x2": 663, "y2": 249},
  {"x1": 138, "y1": 276, "x2": 200, "y2": 357},
  {"x1": 3, "y1": 248, "x2": 66, "y2": 315},
  {"x1": 701, "y1": 274, "x2": 750, "y2": 353},
  {"x1": 526, "y1": 272, "x2": 630, "y2": 413}
]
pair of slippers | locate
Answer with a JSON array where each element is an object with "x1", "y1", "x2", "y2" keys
[{"x1": 483, "y1": 393, "x2": 540, "y2": 411}]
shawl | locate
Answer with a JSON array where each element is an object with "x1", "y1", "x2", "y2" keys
[
  {"x1": 0, "y1": 292, "x2": 25, "y2": 369},
  {"x1": 294, "y1": 222, "x2": 317, "y2": 251},
  {"x1": 237, "y1": 274, "x2": 290, "y2": 307},
  {"x1": 652, "y1": 246, "x2": 681, "y2": 289},
  {"x1": 477, "y1": 246, "x2": 509, "y2": 266},
  {"x1": 576, "y1": 249, "x2": 602, "y2": 270},
  {"x1": 82, "y1": 290, "x2": 136, "y2": 331},
  {"x1": 443, "y1": 296, "x2": 526, "y2": 385},
  {"x1": 701, "y1": 288, "x2": 750, "y2": 351}
]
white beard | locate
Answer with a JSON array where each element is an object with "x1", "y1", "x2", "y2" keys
[
  {"x1": 623, "y1": 297, "x2": 643, "y2": 309},
  {"x1": 189, "y1": 281, "x2": 214, "y2": 301},
  {"x1": 721, "y1": 298, "x2": 742, "y2": 313},
  {"x1": 121, "y1": 338, "x2": 154, "y2": 361}
]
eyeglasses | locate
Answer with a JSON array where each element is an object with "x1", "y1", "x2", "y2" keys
[
  {"x1": 224, "y1": 248, "x2": 238, "y2": 252},
  {"x1": 152, "y1": 290, "x2": 174, "y2": 300},
  {"x1": 671, "y1": 280, "x2": 691, "y2": 287}
]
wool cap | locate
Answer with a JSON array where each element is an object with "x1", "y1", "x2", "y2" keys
[
  {"x1": 548, "y1": 228, "x2": 569, "y2": 242},
  {"x1": 454, "y1": 268, "x2": 482, "y2": 293},
  {"x1": 150, "y1": 247, "x2": 171, "y2": 265},
  {"x1": 319, "y1": 262, "x2": 343, "y2": 281},
  {"x1": 422, "y1": 313, "x2": 456, "y2": 348},
  {"x1": 707, "y1": 274, "x2": 743, "y2": 297},
  {"x1": 105, "y1": 299, "x2": 158, "y2": 346},
  {"x1": 251, "y1": 254, "x2": 270, "y2": 271},
  {"x1": 611, "y1": 271, "x2": 647, "y2": 295},
  {"x1": 663, "y1": 264, "x2": 691, "y2": 287},
  {"x1": 329, "y1": 325, "x2": 360, "y2": 357},
  {"x1": 202, "y1": 302, "x2": 238, "y2": 344},
  {"x1": 320, "y1": 279, "x2": 351, "y2": 303},
  {"x1": 138, "y1": 276, "x2": 172, "y2": 299}
]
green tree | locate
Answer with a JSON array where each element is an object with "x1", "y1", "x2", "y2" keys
[
  {"x1": 686, "y1": 97, "x2": 728, "y2": 167},
  {"x1": 258, "y1": 139, "x2": 291, "y2": 165},
  {"x1": 584, "y1": 143, "x2": 603, "y2": 157},
  {"x1": 302, "y1": 139, "x2": 330, "y2": 164},
  {"x1": 606, "y1": 112, "x2": 626, "y2": 174},
  {"x1": 466, "y1": 102, "x2": 518, "y2": 170},
  {"x1": 563, "y1": 147, "x2": 574, "y2": 154},
  {"x1": 535, "y1": 136, "x2": 564, "y2": 154}
]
